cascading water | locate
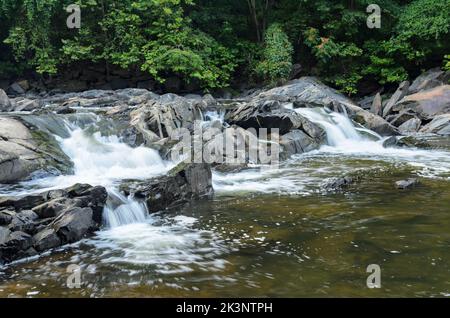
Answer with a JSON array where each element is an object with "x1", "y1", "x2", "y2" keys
[{"x1": 213, "y1": 106, "x2": 450, "y2": 195}]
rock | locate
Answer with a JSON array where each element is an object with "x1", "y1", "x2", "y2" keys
[
  {"x1": 383, "y1": 81, "x2": 410, "y2": 118},
  {"x1": 130, "y1": 94, "x2": 205, "y2": 143},
  {"x1": 0, "y1": 231, "x2": 32, "y2": 263},
  {"x1": 121, "y1": 163, "x2": 213, "y2": 213},
  {"x1": 8, "y1": 212, "x2": 37, "y2": 234},
  {"x1": 0, "y1": 227, "x2": 10, "y2": 245},
  {"x1": 419, "y1": 114, "x2": 450, "y2": 135},
  {"x1": 8, "y1": 82, "x2": 26, "y2": 95},
  {"x1": 395, "y1": 178, "x2": 419, "y2": 190},
  {"x1": 0, "y1": 194, "x2": 46, "y2": 211},
  {"x1": 323, "y1": 176, "x2": 354, "y2": 191},
  {"x1": 13, "y1": 99, "x2": 40, "y2": 112},
  {"x1": 51, "y1": 207, "x2": 96, "y2": 244},
  {"x1": 280, "y1": 129, "x2": 322, "y2": 158},
  {"x1": 0, "y1": 88, "x2": 12, "y2": 112},
  {"x1": 351, "y1": 108, "x2": 398, "y2": 136},
  {"x1": 392, "y1": 85, "x2": 450, "y2": 120},
  {"x1": 32, "y1": 228, "x2": 61, "y2": 252},
  {"x1": 16, "y1": 80, "x2": 30, "y2": 91},
  {"x1": 383, "y1": 136, "x2": 432, "y2": 149},
  {"x1": 0, "y1": 211, "x2": 14, "y2": 225},
  {"x1": 370, "y1": 93, "x2": 382, "y2": 116},
  {"x1": 409, "y1": 68, "x2": 450, "y2": 94},
  {"x1": 398, "y1": 118, "x2": 422, "y2": 134},
  {"x1": 246, "y1": 77, "x2": 396, "y2": 136},
  {"x1": 32, "y1": 198, "x2": 70, "y2": 218},
  {"x1": 0, "y1": 116, "x2": 73, "y2": 183},
  {"x1": 389, "y1": 110, "x2": 418, "y2": 127}
]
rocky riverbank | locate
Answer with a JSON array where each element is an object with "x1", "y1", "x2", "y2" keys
[{"x1": 1, "y1": 69, "x2": 449, "y2": 265}]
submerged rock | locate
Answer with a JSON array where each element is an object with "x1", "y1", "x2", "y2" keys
[
  {"x1": 121, "y1": 163, "x2": 213, "y2": 213},
  {"x1": 395, "y1": 178, "x2": 419, "y2": 190},
  {"x1": 323, "y1": 176, "x2": 354, "y2": 191}
]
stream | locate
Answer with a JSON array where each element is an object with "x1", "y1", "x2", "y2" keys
[{"x1": 0, "y1": 107, "x2": 450, "y2": 297}]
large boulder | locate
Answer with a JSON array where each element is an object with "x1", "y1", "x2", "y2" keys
[
  {"x1": 392, "y1": 85, "x2": 450, "y2": 121},
  {"x1": 0, "y1": 116, "x2": 73, "y2": 183},
  {"x1": 51, "y1": 207, "x2": 96, "y2": 244},
  {"x1": 409, "y1": 68, "x2": 450, "y2": 94},
  {"x1": 244, "y1": 77, "x2": 397, "y2": 136},
  {"x1": 121, "y1": 163, "x2": 213, "y2": 213},
  {"x1": 130, "y1": 94, "x2": 206, "y2": 144},
  {"x1": 0, "y1": 89, "x2": 12, "y2": 112},
  {"x1": 419, "y1": 114, "x2": 450, "y2": 135}
]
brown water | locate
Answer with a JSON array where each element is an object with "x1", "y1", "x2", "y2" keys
[{"x1": 1, "y1": 153, "x2": 450, "y2": 298}]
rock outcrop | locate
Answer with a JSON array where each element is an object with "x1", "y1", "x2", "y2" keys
[
  {"x1": 120, "y1": 163, "x2": 213, "y2": 213},
  {"x1": 0, "y1": 116, "x2": 73, "y2": 183},
  {"x1": 0, "y1": 184, "x2": 107, "y2": 264}
]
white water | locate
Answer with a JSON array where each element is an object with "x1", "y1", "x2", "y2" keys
[{"x1": 213, "y1": 107, "x2": 450, "y2": 194}]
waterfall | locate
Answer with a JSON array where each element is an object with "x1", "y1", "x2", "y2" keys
[
  {"x1": 15, "y1": 114, "x2": 172, "y2": 228},
  {"x1": 294, "y1": 107, "x2": 382, "y2": 146}
]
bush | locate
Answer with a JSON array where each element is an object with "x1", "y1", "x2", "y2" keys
[{"x1": 256, "y1": 23, "x2": 293, "y2": 85}]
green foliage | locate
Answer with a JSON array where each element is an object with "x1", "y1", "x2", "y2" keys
[
  {"x1": 445, "y1": 55, "x2": 450, "y2": 72},
  {"x1": 255, "y1": 23, "x2": 293, "y2": 85},
  {"x1": 0, "y1": 0, "x2": 448, "y2": 93}
]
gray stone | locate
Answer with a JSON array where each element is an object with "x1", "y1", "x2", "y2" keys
[
  {"x1": 370, "y1": 93, "x2": 382, "y2": 116},
  {"x1": 0, "y1": 89, "x2": 12, "y2": 112},
  {"x1": 52, "y1": 207, "x2": 96, "y2": 244},
  {"x1": 383, "y1": 81, "x2": 410, "y2": 117},
  {"x1": 409, "y1": 68, "x2": 449, "y2": 94},
  {"x1": 398, "y1": 118, "x2": 422, "y2": 134},
  {"x1": 392, "y1": 85, "x2": 450, "y2": 120},
  {"x1": 32, "y1": 228, "x2": 61, "y2": 252},
  {"x1": 121, "y1": 163, "x2": 213, "y2": 213},
  {"x1": 395, "y1": 178, "x2": 419, "y2": 190},
  {"x1": 419, "y1": 114, "x2": 450, "y2": 135}
]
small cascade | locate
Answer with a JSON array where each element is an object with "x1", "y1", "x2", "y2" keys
[
  {"x1": 103, "y1": 189, "x2": 148, "y2": 228},
  {"x1": 294, "y1": 107, "x2": 382, "y2": 147}
]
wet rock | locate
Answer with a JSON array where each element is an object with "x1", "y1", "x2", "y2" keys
[
  {"x1": 32, "y1": 228, "x2": 61, "y2": 252},
  {"x1": 0, "y1": 231, "x2": 32, "y2": 263},
  {"x1": 383, "y1": 81, "x2": 410, "y2": 118},
  {"x1": 32, "y1": 198, "x2": 71, "y2": 218},
  {"x1": 280, "y1": 129, "x2": 321, "y2": 159},
  {"x1": 323, "y1": 176, "x2": 354, "y2": 191},
  {"x1": 419, "y1": 114, "x2": 450, "y2": 135},
  {"x1": 51, "y1": 207, "x2": 96, "y2": 244},
  {"x1": 0, "y1": 89, "x2": 12, "y2": 112},
  {"x1": 121, "y1": 163, "x2": 213, "y2": 213},
  {"x1": 13, "y1": 99, "x2": 41, "y2": 112},
  {"x1": 392, "y1": 85, "x2": 450, "y2": 121},
  {"x1": 395, "y1": 178, "x2": 419, "y2": 190},
  {"x1": 0, "y1": 211, "x2": 14, "y2": 225},
  {"x1": 383, "y1": 136, "x2": 432, "y2": 149},
  {"x1": 351, "y1": 108, "x2": 398, "y2": 136}
]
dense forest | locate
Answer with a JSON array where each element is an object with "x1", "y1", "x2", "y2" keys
[{"x1": 0, "y1": 0, "x2": 449, "y2": 95}]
